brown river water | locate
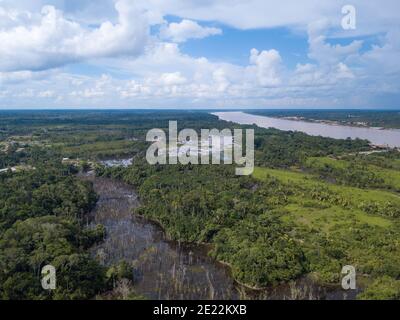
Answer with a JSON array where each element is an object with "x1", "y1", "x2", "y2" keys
[
  {"x1": 213, "y1": 111, "x2": 400, "y2": 148},
  {"x1": 82, "y1": 174, "x2": 359, "y2": 300}
]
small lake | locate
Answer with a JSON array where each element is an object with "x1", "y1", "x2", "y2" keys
[{"x1": 213, "y1": 112, "x2": 400, "y2": 148}]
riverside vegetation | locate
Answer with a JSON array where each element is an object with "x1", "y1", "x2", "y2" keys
[
  {"x1": 247, "y1": 109, "x2": 400, "y2": 129},
  {"x1": 1, "y1": 110, "x2": 400, "y2": 300}
]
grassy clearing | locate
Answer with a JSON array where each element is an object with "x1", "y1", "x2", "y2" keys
[
  {"x1": 253, "y1": 166, "x2": 313, "y2": 183},
  {"x1": 370, "y1": 165, "x2": 400, "y2": 191},
  {"x1": 254, "y1": 167, "x2": 400, "y2": 208},
  {"x1": 305, "y1": 156, "x2": 400, "y2": 192},
  {"x1": 253, "y1": 166, "x2": 394, "y2": 228},
  {"x1": 254, "y1": 166, "x2": 400, "y2": 287},
  {"x1": 281, "y1": 202, "x2": 391, "y2": 231}
]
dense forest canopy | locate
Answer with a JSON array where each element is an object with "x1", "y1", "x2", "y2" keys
[{"x1": 1, "y1": 110, "x2": 400, "y2": 299}]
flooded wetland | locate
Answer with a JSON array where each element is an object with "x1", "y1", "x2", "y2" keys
[{"x1": 83, "y1": 174, "x2": 355, "y2": 300}]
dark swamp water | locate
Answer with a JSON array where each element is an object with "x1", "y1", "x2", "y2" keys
[{"x1": 83, "y1": 175, "x2": 358, "y2": 300}]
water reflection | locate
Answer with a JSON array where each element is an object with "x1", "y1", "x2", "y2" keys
[{"x1": 87, "y1": 176, "x2": 239, "y2": 300}]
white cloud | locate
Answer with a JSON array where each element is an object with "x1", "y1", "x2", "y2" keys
[
  {"x1": 307, "y1": 20, "x2": 363, "y2": 65},
  {"x1": 336, "y1": 62, "x2": 354, "y2": 79},
  {"x1": 136, "y1": 0, "x2": 333, "y2": 30},
  {"x1": 158, "y1": 72, "x2": 187, "y2": 85},
  {"x1": 0, "y1": 69, "x2": 55, "y2": 85},
  {"x1": 70, "y1": 74, "x2": 111, "y2": 98},
  {"x1": 0, "y1": 0, "x2": 399, "y2": 108},
  {"x1": 212, "y1": 69, "x2": 230, "y2": 93},
  {"x1": 0, "y1": 36, "x2": 395, "y2": 109},
  {"x1": 2, "y1": 0, "x2": 398, "y2": 35},
  {"x1": 361, "y1": 28, "x2": 400, "y2": 74},
  {"x1": 249, "y1": 49, "x2": 282, "y2": 87},
  {"x1": 0, "y1": 0, "x2": 149, "y2": 72},
  {"x1": 37, "y1": 90, "x2": 55, "y2": 98},
  {"x1": 0, "y1": 71, "x2": 35, "y2": 84},
  {"x1": 160, "y1": 19, "x2": 221, "y2": 42},
  {"x1": 137, "y1": 0, "x2": 399, "y2": 36}
]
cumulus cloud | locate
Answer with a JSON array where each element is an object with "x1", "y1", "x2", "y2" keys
[
  {"x1": 37, "y1": 90, "x2": 55, "y2": 98},
  {"x1": 2, "y1": 0, "x2": 398, "y2": 34},
  {"x1": 249, "y1": 49, "x2": 282, "y2": 87},
  {"x1": 0, "y1": 0, "x2": 399, "y2": 108},
  {"x1": 213, "y1": 69, "x2": 230, "y2": 93},
  {"x1": 160, "y1": 19, "x2": 221, "y2": 42},
  {"x1": 307, "y1": 20, "x2": 363, "y2": 65},
  {"x1": 0, "y1": 0, "x2": 149, "y2": 72},
  {"x1": 70, "y1": 74, "x2": 111, "y2": 98},
  {"x1": 135, "y1": 0, "x2": 333, "y2": 30},
  {"x1": 361, "y1": 28, "x2": 400, "y2": 74},
  {"x1": 0, "y1": 69, "x2": 56, "y2": 85},
  {"x1": 136, "y1": 0, "x2": 399, "y2": 36},
  {"x1": 158, "y1": 72, "x2": 187, "y2": 85}
]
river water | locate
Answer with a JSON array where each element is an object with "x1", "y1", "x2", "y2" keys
[
  {"x1": 81, "y1": 174, "x2": 357, "y2": 300},
  {"x1": 213, "y1": 111, "x2": 400, "y2": 148}
]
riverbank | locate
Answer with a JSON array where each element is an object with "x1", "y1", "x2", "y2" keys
[
  {"x1": 243, "y1": 110, "x2": 400, "y2": 130},
  {"x1": 213, "y1": 111, "x2": 400, "y2": 148}
]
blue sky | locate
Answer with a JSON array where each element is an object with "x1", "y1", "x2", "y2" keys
[
  {"x1": 0, "y1": 0, "x2": 399, "y2": 109},
  {"x1": 179, "y1": 25, "x2": 310, "y2": 68}
]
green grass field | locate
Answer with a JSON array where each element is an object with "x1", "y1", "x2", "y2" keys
[
  {"x1": 253, "y1": 166, "x2": 394, "y2": 230},
  {"x1": 253, "y1": 166, "x2": 400, "y2": 286},
  {"x1": 305, "y1": 156, "x2": 400, "y2": 191}
]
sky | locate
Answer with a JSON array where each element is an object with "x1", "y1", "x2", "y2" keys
[{"x1": 0, "y1": 0, "x2": 399, "y2": 109}]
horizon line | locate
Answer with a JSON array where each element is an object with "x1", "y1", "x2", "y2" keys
[{"x1": 1, "y1": 107, "x2": 400, "y2": 111}]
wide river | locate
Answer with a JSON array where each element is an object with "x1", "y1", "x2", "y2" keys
[{"x1": 213, "y1": 112, "x2": 400, "y2": 148}]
